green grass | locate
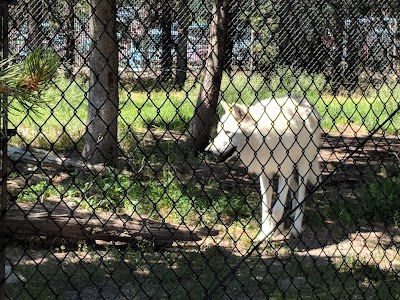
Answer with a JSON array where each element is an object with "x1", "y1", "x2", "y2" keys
[
  {"x1": 360, "y1": 166, "x2": 400, "y2": 226},
  {"x1": 8, "y1": 253, "x2": 104, "y2": 300},
  {"x1": 7, "y1": 69, "x2": 400, "y2": 299},
  {"x1": 14, "y1": 165, "x2": 259, "y2": 229},
  {"x1": 304, "y1": 163, "x2": 400, "y2": 228},
  {"x1": 9, "y1": 68, "x2": 400, "y2": 232},
  {"x1": 9, "y1": 77, "x2": 200, "y2": 150},
  {"x1": 118, "y1": 85, "x2": 197, "y2": 131},
  {"x1": 8, "y1": 68, "x2": 400, "y2": 150}
]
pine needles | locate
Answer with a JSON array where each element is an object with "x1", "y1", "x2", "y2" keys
[{"x1": 0, "y1": 49, "x2": 59, "y2": 121}]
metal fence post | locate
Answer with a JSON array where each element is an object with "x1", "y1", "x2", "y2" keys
[{"x1": 0, "y1": 0, "x2": 9, "y2": 299}]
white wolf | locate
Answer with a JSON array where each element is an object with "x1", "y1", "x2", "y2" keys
[{"x1": 206, "y1": 96, "x2": 321, "y2": 240}]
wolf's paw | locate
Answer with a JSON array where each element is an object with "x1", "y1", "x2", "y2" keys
[
  {"x1": 289, "y1": 225, "x2": 303, "y2": 238},
  {"x1": 256, "y1": 227, "x2": 274, "y2": 242},
  {"x1": 256, "y1": 232, "x2": 268, "y2": 243}
]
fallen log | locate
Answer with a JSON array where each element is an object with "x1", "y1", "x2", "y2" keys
[
  {"x1": 7, "y1": 146, "x2": 119, "y2": 174},
  {"x1": 2, "y1": 202, "x2": 217, "y2": 246}
]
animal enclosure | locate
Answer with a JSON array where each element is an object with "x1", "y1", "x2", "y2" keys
[{"x1": 1, "y1": 0, "x2": 400, "y2": 299}]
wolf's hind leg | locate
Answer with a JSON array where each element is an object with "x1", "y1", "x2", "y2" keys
[
  {"x1": 290, "y1": 168, "x2": 308, "y2": 237},
  {"x1": 273, "y1": 173, "x2": 290, "y2": 235},
  {"x1": 257, "y1": 173, "x2": 274, "y2": 241}
]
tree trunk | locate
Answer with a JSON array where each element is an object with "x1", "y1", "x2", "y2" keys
[
  {"x1": 27, "y1": 0, "x2": 46, "y2": 50},
  {"x1": 330, "y1": 2, "x2": 348, "y2": 94},
  {"x1": 224, "y1": 1, "x2": 237, "y2": 73},
  {"x1": 175, "y1": 1, "x2": 190, "y2": 89},
  {"x1": 65, "y1": 1, "x2": 76, "y2": 77},
  {"x1": 160, "y1": 0, "x2": 173, "y2": 81},
  {"x1": 277, "y1": 0, "x2": 302, "y2": 67},
  {"x1": 83, "y1": 0, "x2": 119, "y2": 166},
  {"x1": 188, "y1": 0, "x2": 230, "y2": 152}
]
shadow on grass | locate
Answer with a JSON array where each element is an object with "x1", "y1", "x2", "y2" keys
[
  {"x1": 6, "y1": 128, "x2": 400, "y2": 299},
  {"x1": 6, "y1": 239, "x2": 400, "y2": 300}
]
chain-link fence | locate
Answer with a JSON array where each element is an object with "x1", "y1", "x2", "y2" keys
[{"x1": 1, "y1": 0, "x2": 400, "y2": 299}]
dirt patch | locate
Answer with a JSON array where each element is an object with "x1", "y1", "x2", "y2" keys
[
  {"x1": 286, "y1": 128, "x2": 400, "y2": 274},
  {"x1": 5, "y1": 127, "x2": 400, "y2": 298},
  {"x1": 7, "y1": 127, "x2": 400, "y2": 236},
  {"x1": 156, "y1": 127, "x2": 400, "y2": 261}
]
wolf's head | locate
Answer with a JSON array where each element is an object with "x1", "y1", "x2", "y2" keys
[{"x1": 205, "y1": 101, "x2": 252, "y2": 162}]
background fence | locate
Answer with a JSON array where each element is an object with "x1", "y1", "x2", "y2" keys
[{"x1": 1, "y1": 0, "x2": 400, "y2": 299}]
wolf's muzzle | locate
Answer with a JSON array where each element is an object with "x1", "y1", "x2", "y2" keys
[
  {"x1": 218, "y1": 146, "x2": 236, "y2": 162},
  {"x1": 206, "y1": 145, "x2": 236, "y2": 163}
]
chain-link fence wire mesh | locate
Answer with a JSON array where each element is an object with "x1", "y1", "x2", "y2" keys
[{"x1": 2, "y1": 0, "x2": 400, "y2": 299}]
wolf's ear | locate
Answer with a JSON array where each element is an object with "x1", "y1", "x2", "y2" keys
[
  {"x1": 220, "y1": 101, "x2": 230, "y2": 112},
  {"x1": 231, "y1": 103, "x2": 251, "y2": 122}
]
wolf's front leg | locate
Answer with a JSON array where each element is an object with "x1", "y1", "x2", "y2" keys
[
  {"x1": 291, "y1": 179, "x2": 306, "y2": 237},
  {"x1": 257, "y1": 173, "x2": 273, "y2": 241}
]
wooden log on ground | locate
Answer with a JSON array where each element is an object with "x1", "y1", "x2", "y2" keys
[
  {"x1": 2, "y1": 202, "x2": 217, "y2": 246},
  {"x1": 7, "y1": 146, "x2": 118, "y2": 174}
]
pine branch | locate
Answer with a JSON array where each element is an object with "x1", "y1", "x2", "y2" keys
[{"x1": 0, "y1": 49, "x2": 59, "y2": 122}]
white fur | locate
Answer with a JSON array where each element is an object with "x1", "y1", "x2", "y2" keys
[{"x1": 206, "y1": 96, "x2": 321, "y2": 240}]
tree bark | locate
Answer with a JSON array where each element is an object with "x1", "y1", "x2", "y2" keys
[
  {"x1": 175, "y1": 0, "x2": 191, "y2": 89},
  {"x1": 188, "y1": 0, "x2": 230, "y2": 152},
  {"x1": 3, "y1": 202, "x2": 218, "y2": 247},
  {"x1": 160, "y1": 0, "x2": 173, "y2": 81},
  {"x1": 83, "y1": 0, "x2": 119, "y2": 166},
  {"x1": 65, "y1": 1, "x2": 76, "y2": 77}
]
